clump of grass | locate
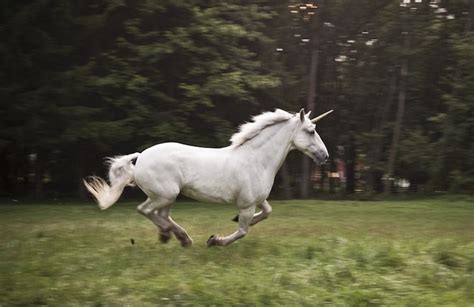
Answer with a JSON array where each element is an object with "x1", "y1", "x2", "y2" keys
[
  {"x1": 430, "y1": 239, "x2": 463, "y2": 268},
  {"x1": 343, "y1": 242, "x2": 369, "y2": 267},
  {"x1": 304, "y1": 245, "x2": 319, "y2": 260},
  {"x1": 339, "y1": 289, "x2": 383, "y2": 306},
  {"x1": 372, "y1": 244, "x2": 405, "y2": 270}
]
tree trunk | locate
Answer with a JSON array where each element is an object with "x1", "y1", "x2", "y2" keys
[
  {"x1": 329, "y1": 158, "x2": 336, "y2": 194},
  {"x1": 280, "y1": 162, "x2": 293, "y2": 199},
  {"x1": 368, "y1": 70, "x2": 397, "y2": 193},
  {"x1": 77, "y1": 144, "x2": 87, "y2": 200},
  {"x1": 0, "y1": 150, "x2": 12, "y2": 195},
  {"x1": 435, "y1": 1, "x2": 473, "y2": 189},
  {"x1": 34, "y1": 152, "x2": 44, "y2": 199},
  {"x1": 319, "y1": 164, "x2": 326, "y2": 192},
  {"x1": 384, "y1": 27, "x2": 409, "y2": 195},
  {"x1": 301, "y1": 7, "x2": 321, "y2": 198},
  {"x1": 345, "y1": 139, "x2": 356, "y2": 194}
]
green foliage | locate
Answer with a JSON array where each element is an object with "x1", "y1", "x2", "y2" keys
[
  {"x1": 398, "y1": 129, "x2": 435, "y2": 185},
  {"x1": 0, "y1": 0, "x2": 282, "y2": 195},
  {"x1": 435, "y1": 32, "x2": 474, "y2": 192},
  {"x1": 1, "y1": 0, "x2": 473, "y2": 196}
]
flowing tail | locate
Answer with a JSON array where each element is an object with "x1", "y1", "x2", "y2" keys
[{"x1": 83, "y1": 152, "x2": 140, "y2": 210}]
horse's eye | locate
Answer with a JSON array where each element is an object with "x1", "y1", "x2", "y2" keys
[{"x1": 308, "y1": 130, "x2": 315, "y2": 135}]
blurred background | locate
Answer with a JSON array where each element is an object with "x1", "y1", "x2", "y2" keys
[{"x1": 1, "y1": 0, "x2": 473, "y2": 200}]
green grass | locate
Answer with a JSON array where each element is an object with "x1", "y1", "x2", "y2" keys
[{"x1": 1, "y1": 199, "x2": 473, "y2": 306}]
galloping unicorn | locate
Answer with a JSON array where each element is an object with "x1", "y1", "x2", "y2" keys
[{"x1": 84, "y1": 108, "x2": 332, "y2": 247}]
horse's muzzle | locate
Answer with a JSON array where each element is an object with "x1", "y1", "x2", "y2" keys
[{"x1": 312, "y1": 151, "x2": 329, "y2": 165}]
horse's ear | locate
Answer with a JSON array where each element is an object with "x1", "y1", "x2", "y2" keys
[{"x1": 299, "y1": 108, "x2": 305, "y2": 122}]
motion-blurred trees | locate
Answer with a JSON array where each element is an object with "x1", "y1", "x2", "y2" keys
[
  {"x1": 0, "y1": 0, "x2": 282, "y2": 197},
  {"x1": 434, "y1": 0, "x2": 474, "y2": 192},
  {"x1": 1, "y1": 0, "x2": 473, "y2": 198}
]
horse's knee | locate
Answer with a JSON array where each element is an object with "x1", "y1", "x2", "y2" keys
[
  {"x1": 137, "y1": 197, "x2": 173, "y2": 216},
  {"x1": 261, "y1": 202, "x2": 272, "y2": 218},
  {"x1": 259, "y1": 208, "x2": 272, "y2": 220},
  {"x1": 264, "y1": 206, "x2": 272, "y2": 217},
  {"x1": 238, "y1": 206, "x2": 256, "y2": 225},
  {"x1": 137, "y1": 202, "x2": 153, "y2": 215}
]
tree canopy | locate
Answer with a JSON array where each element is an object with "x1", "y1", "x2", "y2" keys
[{"x1": 1, "y1": 0, "x2": 473, "y2": 198}]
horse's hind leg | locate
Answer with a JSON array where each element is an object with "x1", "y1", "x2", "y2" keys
[
  {"x1": 232, "y1": 200, "x2": 272, "y2": 226},
  {"x1": 137, "y1": 198, "x2": 173, "y2": 243},
  {"x1": 158, "y1": 206, "x2": 193, "y2": 247},
  {"x1": 208, "y1": 205, "x2": 256, "y2": 247}
]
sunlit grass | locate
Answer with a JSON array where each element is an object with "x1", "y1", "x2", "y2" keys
[{"x1": 1, "y1": 198, "x2": 473, "y2": 305}]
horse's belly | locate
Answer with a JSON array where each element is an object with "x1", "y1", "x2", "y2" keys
[{"x1": 180, "y1": 185, "x2": 234, "y2": 204}]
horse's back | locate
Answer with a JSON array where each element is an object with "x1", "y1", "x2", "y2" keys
[
  {"x1": 137, "y1": 142, "x2": 227, "y2": 165},
  {"x1": 133, "y1": 142, "x2": 235, "y2": 200}
]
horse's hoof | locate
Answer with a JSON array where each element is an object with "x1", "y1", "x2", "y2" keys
[
  {"x1": 159, "y1": 232, "x2": 172, "y2": 243},
  {"x1": 231, "y1": 215, "x2": 239, "y2": 222},
  {"x1": 207, "y1": 235, "x2": 218, "y2": 247},
  {"x1": 181, "y1": 238, "x2": 193, "y2": 248}
]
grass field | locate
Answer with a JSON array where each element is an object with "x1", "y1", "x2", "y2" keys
[{"x1": 1, "y1": 198, "x2": 473, "y2": 306}]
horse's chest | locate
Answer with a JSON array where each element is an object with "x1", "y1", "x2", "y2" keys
[{"x1": 235, "y1": 173, "x2": 274, "y2": 204}]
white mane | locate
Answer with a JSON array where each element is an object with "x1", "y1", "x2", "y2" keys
[{"x1": 230, "y1": 109, "x2": 294, "y2": 147}]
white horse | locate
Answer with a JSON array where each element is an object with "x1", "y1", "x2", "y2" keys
[{"x1": 84, "y1": 108, "x2": 332, "y2": 247}]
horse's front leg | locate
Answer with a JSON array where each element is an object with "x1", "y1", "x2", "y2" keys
[
  {"x1": 208, "y1": 205, "x2": 256, "y2": 247},
  {"x1": 232, "y1": 200, "x2": 272, "y2": 226},
  {"x1": 167, "y1": 216, "x2": 193, "y2": 247}
]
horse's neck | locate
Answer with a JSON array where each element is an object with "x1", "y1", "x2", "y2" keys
[{"x1": 242, "y1": 120, "x2": 296, "y2": 176}]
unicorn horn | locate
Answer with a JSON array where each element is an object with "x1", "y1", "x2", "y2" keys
[{"x1": 311, "y1": 110, "x2": 334, "y2": 123}]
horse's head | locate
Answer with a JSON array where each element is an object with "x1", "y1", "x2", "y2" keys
[{"x1": 292, "y1": 109, "x2": 333, "y2": 165}]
